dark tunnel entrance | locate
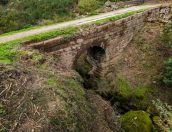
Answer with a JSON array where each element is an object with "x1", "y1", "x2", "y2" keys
[
  {"x1": 88, "y1": 46, "x2": 105, "y2": 63},
  {"x1": 75, "y1": 45, "x2": 105, "y2": 89}
]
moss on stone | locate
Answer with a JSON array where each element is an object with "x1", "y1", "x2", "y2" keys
[
  {"x1": 113, "y1": 76, "x2": 150, "y2": 109},
  {"x1": 75, "y1": 53, "x2": 92, "y2": 80},
  {"x1": 121, "y1": 110, "x2": 153, "y2": 132}
]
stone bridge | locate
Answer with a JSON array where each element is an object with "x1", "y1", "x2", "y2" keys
[{"x1": 28, "y1": 5, "x2": 172, "y2": 76}]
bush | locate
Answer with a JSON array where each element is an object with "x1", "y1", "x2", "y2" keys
[
  {"x1": 76, "y1": 0, "x2": 100, "y2": 14},
  {"x1": 0, "y1": 0, "x2": 78, "y2": 33},
  {"x1": 0, "y1": 9, "x2": 20, "y2": 34}
]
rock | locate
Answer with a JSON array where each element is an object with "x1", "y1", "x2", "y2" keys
[
  {"x1": 121, "y1": 110, "x2": 153, "y2": 132},
  {"x1": 104, "y1": 0, "x2": 113, "y2": 7},
  {"x1": 76, "y1": 38, "x2": 84, "y2": 44}
]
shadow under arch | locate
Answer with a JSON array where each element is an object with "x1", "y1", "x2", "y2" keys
[{"x1": 74, "y1": 44, "x2": 106, "y2": 89}]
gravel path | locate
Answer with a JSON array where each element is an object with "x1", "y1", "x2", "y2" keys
[{"x1": 0, "y1": 4, "x2": 161, "y2": 44}]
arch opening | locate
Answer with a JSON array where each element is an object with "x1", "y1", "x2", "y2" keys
[
  {"x1": 87, "y1": 46, "x2": 105, "y2": 63},
  {"x1": 74, "y1": 45, "x2": 106, "y2": 89}
]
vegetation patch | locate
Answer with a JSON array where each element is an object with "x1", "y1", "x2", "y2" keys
[
  {"x1": 76, "y1": 0, "x2": 106, "y2": 14},
  {"x1": 0, "y1": 40, "x2": 21, "y2": 64},
  {"x1": 0, "y1": 0, "x2": 78, "y2": 33},
  {"x1": 151, "y1": 99, "x2": 172, "y2": 131},
  {"x1": 121, "y1": 110, "x2": 153, "y2": 132},
  {"x1": 109, "y1": 76, "x2": 150, "y2": 110}
]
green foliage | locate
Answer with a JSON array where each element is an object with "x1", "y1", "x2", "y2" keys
[
  {"x1": 27, "y1": 27, "x2": 77, "y2": 42},
  {"x1": 47, "y1": 79, "x2": 59, "y2": 87},
  {"x1": 0, "y1": 0, "x2": 78, "y2": 33},
  {"x1": 116, "y1": 76, "x2": 148, "y2": 99},
  {"x1": 121, "y1": 110, "x2": 153, "y2": 132},
  {"x1": 0, "y1": 8, "x2": 20, "y2": 34},
  {"x1": 113, "y1": 76, "x2": 150, "y2": 109},
  {"x1": 76, "y1": 0, "x2": 102, "y2": 14},
  {"x1": 76, "y1": 0, "x2": 107, "y2": 14},
  {"x1": 0, "y1": 40, "x2": 20, "y2": 64}
]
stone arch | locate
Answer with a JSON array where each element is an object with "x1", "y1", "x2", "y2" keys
[
  {"x1": 74, "y1": 40, "x2": 107, "y2": 80},
  {"x1": 73, "y1": 38, "x2": 107, "y2": 69}
]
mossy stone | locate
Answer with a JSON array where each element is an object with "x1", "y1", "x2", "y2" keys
[{"x1": 121, "y1": 110, "x2": 153, "y2": 132}]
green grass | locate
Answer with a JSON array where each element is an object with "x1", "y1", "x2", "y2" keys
[
  {"x1": 0, "y1": 27, "x2": 77, "y2": 64},
  {"x1": 47, "y1": 79, "x2": 59, "y2": 87},
  {"x1": 25, "y1": 26, "x2": 77, "y2": 42},
  {"x1": 94, "y1": 9, "x2": 146, "y2": 25},
  {"x1": 0, "y1": 40, "x2": 21, "y2": 64}
]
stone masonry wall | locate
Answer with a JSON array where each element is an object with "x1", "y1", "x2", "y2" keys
[{"x1": 29, "y1": 5, "x2": 172, "y2": 75}]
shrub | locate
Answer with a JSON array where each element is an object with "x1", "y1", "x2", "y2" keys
[
  {"x1": 0, "y1": 0, "x2": 78, "y2": 33},
  {"x1": 76, "y1": 0, "x2": 100, "y2": 14}
]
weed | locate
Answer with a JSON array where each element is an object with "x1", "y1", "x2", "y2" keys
[{"x1": 47, "y1": 79, "x2": 59, "y2": 87}]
